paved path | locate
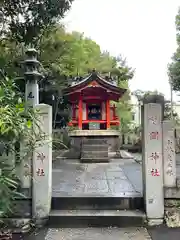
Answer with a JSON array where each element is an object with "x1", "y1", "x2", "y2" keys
[
  {"x1": 26, "y1": 228, "x2": 152, "y2": 240},
  {"x1": 26, "y1": 154, "x2": 180, "y2": 240},
  {"x1": 52, "y1": 159, "x2": 142, "y2": 197},
  {"x1": 25, "y1": 226, "x2": 180, "y2": 240}
]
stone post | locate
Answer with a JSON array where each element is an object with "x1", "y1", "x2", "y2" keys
[
  {"x1": 19, "y1": 142, "x2": 32, "y2": 189},
  {"x1": 162, "y1": 120, "x2": 176, "y2": 187},
  {"x1": 142, "y1": 95, "x2": 164, "y2": 226},
  {"x1": 32, "y1": 104, "x2": 52, "y2": 224}
]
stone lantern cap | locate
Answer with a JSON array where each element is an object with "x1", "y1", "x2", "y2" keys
[{"x1": 25, "y1": 48, "x2": 38, "y2": 57}]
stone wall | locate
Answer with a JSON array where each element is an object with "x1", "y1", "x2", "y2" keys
[
  {"x1": 52, "y1": 129, "x2": 70, "y2": 149},
  {"x1": 175, "y1": 128, "x2": 180, "y2": 153}
]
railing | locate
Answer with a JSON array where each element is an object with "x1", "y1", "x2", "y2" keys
[{"x1": 69, "y1": 119, "x2": 120, "y2": 126}]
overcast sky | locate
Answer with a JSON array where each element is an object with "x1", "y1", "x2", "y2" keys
[{"x1": 63, "y1": 0, "x2": 180, "y2": 100}]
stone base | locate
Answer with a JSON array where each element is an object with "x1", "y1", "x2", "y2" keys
[
  {"x1": 33, "y1": 217, "x2": 48, "y2": 228},
  {"x1": 0, "y1": 218, "x2": 32, "y2": 233},
  {"x1": 147, "y1": 218, "x2": 164, "y2": 226},
  {"x1": 164, "y1": 186, "x2": 180, "y2": 198},
  {"x1": 69, "y1": 130, "x2": 121, "y2": 162}
]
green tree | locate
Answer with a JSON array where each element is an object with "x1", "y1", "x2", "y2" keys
[
  {"x1": 133, "y1": 89, "x2": 178, "y2": 120},
  {"x1": 116, "y1": 79, "x2": 134, "y2": 134},
  {"x1": 168, "y1": 7, "x2": 180, "y2": 90},
  {"x1": 0, "y1": 24, "x2": 134, "y2": 128},
  {"x1": 0, "y1": 0, "x2": 74, "y2": 45}
]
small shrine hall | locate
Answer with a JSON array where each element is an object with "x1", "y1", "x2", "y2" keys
[
  {"x1": 63, "y1": 70, "x2": 126, "y2": 130},
  {"x1": 62, "y1": 70, "x2": 127, "y2": 162}
]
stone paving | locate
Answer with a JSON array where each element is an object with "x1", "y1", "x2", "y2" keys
[
  {"x1": 52, "y1": 159, "x2": 142, "y2": 197},
  {"x1": 45, "y1": 228, "x2": 152, "y2": 240},
  {"x1": 25, "y1": 226, "x2": 180, "y2": 240}
]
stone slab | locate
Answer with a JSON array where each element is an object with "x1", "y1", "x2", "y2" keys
[
  {"x1": 50, "y1": 209, "x2": 145, "y2": 217},
  {"x1": 45, "y1": 228, "x2": 151, "y2": 240},
  {"x1": 84, "y1": 180, "x2": 109, "y2": 194},
  {"x1": 164, "y1": 187, "x2": 180, "y2": 198},
  {"x1": 52, "y1": 160, "x2": 142, "y2": 197},
  {"x1": 69, "y1": 130, "x2": 120, "y2": 136}
]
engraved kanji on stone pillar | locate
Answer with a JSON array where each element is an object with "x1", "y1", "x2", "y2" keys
[
  {"x1": 142, "y1": 99, "x2": 164, "y2": 226},
  {"x1": 32, "y1": 104, "x2": 52, "y2": 223},
  {"x1": 163, "y1": 120, "x2": 176, "y2": 187}
]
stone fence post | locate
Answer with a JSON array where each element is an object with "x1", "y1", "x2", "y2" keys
[
  {"x1": 32, "y1": 104, "x2": 52, "y2": 225},
  {"x1": 142, "y1": 95, "x2": 164, "y2": 226},
  {"x1": 162, "y1": 120, "x2": 176, "y2": 187}
]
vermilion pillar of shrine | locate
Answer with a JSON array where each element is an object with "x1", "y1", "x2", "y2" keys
[
  {"x1": 106, "y1": 99, "x2": 110, "y2": 129},
  {"x1": 78, "y1": 94, "x2": 83, "y2": 129},
  {"x1": 72, "y1": 103, "x2": 76, "y2": 120}
]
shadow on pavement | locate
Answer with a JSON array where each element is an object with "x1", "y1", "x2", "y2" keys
[
  {"x1": 148, "y1": 225, "x2": 180, "y2": 240},
  {"x1": 23, "y1": 228, "x2": 48, "y2": 240}
]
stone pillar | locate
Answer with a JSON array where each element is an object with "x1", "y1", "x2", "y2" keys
[
  {"x1": 19, "y1": 142, "x2": 31, "y2": 189},
  {"x1": 163, "y1": 120, "x2": 176, "y2": 187},
  {"x1": 25, "y1": 81, "x2": 39, "y2": 106},
  {"x1": 32, "y1": 104, "x2": 52, "y2": 224},
  {"x1": 142, "y1": 95, "x2": 164, "y2": 226}
]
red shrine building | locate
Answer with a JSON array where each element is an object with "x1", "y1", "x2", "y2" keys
[
  {"x1": 63, "y1": 70, "x2": 126, "y2": 130},
  {"x1": 62, "y1": 70, "x2": 126, "y2": 162}
]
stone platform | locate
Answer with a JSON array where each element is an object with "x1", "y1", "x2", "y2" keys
[
  {"x1": 69, "y1": 130, "x2": 121, "y2": 162},
  {"x1": 52, "y1": 158, "x2": 142, "y2": 197}
]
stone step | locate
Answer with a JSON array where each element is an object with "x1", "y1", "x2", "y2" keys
[
  {"x1": 82, "y1": 144, "x2": 108, "y2": 151},
  {"x1": 82, "y1": 138, "x2": 108, "y2": 145},
  {"x1": 81, "y1": 150, "x2": 108, "y2": 159},
  {"x1": 51, "y1": 196, "x2": 144, "y2": 211},
  {"x1": 80, "y1": 158, "x2": 109, "y2": 163},
  {"x1": 48, "y1": 209, "x2": 146, "y2": 227}
]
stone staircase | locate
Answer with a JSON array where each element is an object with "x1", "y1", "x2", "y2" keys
[
  {"x1": 81, "y1": 137, "x2": 109, "y2": 162},
  {"x1": 48, "y1": 195, "x2": 145, "y2": 228}
]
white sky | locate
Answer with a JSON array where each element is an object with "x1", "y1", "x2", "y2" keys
[{"x1": 63, "y1": 0, "x2": 180, "y2": 100}]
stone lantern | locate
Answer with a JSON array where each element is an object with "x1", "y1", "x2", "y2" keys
[{"x1": 23, "y1": 48, "x2": 43, "y2": 107}]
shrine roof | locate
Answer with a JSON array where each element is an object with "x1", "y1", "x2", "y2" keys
[{"x1": 62, "y1": 70, "x2": 127, "y2": 97}]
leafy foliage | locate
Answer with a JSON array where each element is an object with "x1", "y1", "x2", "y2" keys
[
  {"x1": 168, "y1": 7, "x2": 180, "y2": 90},
  {"x1": 0, "y1": 76, "x2": 38, "y2": 218},
  {"x1": 117, "y1": 80, "x2": 133, "y2": 134},
  {"x1": 0, "y1": 0, "x2": 74, "y2": 44}
]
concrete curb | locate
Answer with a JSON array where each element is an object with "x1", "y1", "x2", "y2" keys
[{"x1": 120, "y1": 150, "x2": 134, "y2": 159}]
